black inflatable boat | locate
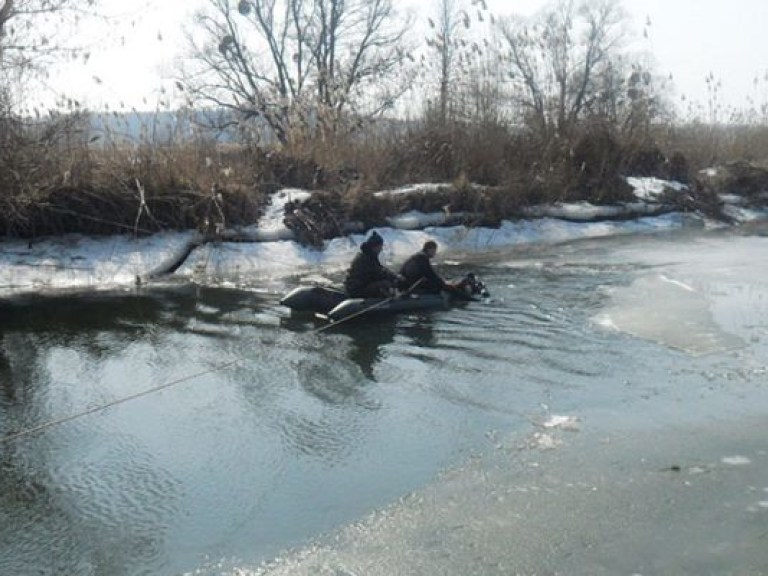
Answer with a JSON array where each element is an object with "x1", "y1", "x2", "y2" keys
[{"x1": 280, "y1": 274, "x2": 488, "y2": 322}]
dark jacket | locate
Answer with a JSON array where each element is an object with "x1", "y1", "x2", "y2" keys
[
  {"x1": 399, "y1": 251, "x2": 447, "y2": 293},
  {"x1": 344, "y1": 245, "x2": 398, "y2": 296}
]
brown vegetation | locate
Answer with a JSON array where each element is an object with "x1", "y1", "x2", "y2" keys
[
  {"x1": 0, "y1": 113, "x2": 267, "y2": 238},
  {"x1": 3, "y1": 108, "x2": 768, "y2": 243}
]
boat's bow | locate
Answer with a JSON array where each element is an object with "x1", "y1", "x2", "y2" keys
[{"x1": 280, "y1": 285, "x2": 347, "y2": 314}]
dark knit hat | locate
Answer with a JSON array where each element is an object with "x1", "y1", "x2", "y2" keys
[{"x1": 366, "y1": 231, "x2": 384, "y2": 246}]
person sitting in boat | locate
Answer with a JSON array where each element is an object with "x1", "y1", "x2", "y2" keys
[
  {"x1": 399, "y1": 240, "x2": 451, "y2": 294},
  {"x1": 344, "y1": 231, "x2": 402, "y2": 298}
]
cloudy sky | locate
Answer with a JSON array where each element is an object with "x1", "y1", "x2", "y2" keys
[{"x1": 42, "y1": 0, "x2": 768, "y2": 117}]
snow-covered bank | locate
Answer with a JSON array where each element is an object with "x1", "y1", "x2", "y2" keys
[
  {"x1": 0, "y1": 232, "x2": 202, "y2": 297},
  {"x1": 0, "y1": 177, "x2": 764, "y2": 299}
]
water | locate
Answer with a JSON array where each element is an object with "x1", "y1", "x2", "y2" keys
[{"x1": 2, "y1": 225, "x2": 768, "y2": 575}]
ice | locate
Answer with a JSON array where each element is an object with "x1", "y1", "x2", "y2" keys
[
  {"x1": 595, "y1": 233, "x2": 768, "y2": 355},
  {"x1": 597, "y1": 273, "x2": 745, "y2": 355},
  {"x1": 541, "y1": 415, "x2": 580, "y2": 430},
  {"x1": 722, "y1": 456, "x2": 751, "y2": 466}
]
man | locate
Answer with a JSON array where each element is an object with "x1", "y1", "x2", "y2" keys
[
  {"x1": 399, "y1": 240, "x2": 450, "y2": 294},
  {"x1": 344, "y1": 231, "x2": 401, "y2": 298}
]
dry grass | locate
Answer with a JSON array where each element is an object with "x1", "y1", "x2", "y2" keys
[
  {"x1": 3, "y1": 107, "x2": 768, "y2": 241},
  {"x1": 0, "y1": 113, "x2": 267, "y2": 238},
  {"x1": 655, "y1": 123, "x2": 768, "y2": 173}
]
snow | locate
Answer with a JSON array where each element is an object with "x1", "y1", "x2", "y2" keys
[
  {"x1": 541, "y1": 415, "x2": 580, "y2": 430},
  {"x1": 374, "y1": 183, "x2": 451, "y2": 197},
  {"x1": 722, "y1": 456, "x2": 752, "y2": 466},
  {"x1": 523, "y1": 201, "x2": 663, "y2": 220},
  {"x1": 722, "y1": 204, "x2": 767, "y2": 223},
  {"x1": 257, "y1": 188, "x2": 311, "y2": 233},
  {"x1": 0, "y1": 176, "x2": 762, "y2": 299},
  {"x1": 219, "y1": 187, "x2": 313, "y2": 242},
  {"x1": 0, "y1": 232, "x2": 201, "y2": 296},
  {"x1": 386, "y1": 210, "x2": 478, "y2": 230},
  {"x1": 626, "y1": 176, "x2": 688, "y2": 201}
]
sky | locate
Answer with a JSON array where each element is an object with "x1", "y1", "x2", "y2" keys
[{"x1": 39, "y1": 0, "x2": 768, "y2": 116}]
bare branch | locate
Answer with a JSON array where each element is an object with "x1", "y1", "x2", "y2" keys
[
  {"x1": 184, "y1": 0, "x2": 414, "y2": 144},
  {"x1": 497, "y1": 0, "x2": 627, "y2": 137}
]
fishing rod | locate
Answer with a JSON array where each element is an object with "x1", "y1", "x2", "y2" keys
[
  {"x1": 0, "y1": 360, "x2": 240, "y2": 445},
  {"x1": 313, "y1": 277, "x2": 425, "y2": 333},
  {"x1": 0, "y1": 275, "x2": 438, "y2": 443}
]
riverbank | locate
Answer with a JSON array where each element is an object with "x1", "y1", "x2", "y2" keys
[{"x1": 1, "y1": 173, "x2": 766, "y2": 300}]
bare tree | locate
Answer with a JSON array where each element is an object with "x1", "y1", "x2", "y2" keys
[
  {"x1": 0, "y1": 0, "x2": 99, "y2": 113},
  {"x1": 1, "y1": 0, "x2": 98, "y2": 226},
  {"x1": 184, "y1": 0, "x2": 413, "y2": 144},
  {"x1": 498, "y1": 0, "x2": 626, "y2": 138},
  {"x1": 0, "y1": 0, "x2": 97, "y2": 76},
  {"x1": 590, "y1": 60, "x2": 671, "y2": 143},
  {"x1": 423, "y1": 0, "x2": 497, "y2": 126},
  {"x1": 426, "y1": 0, "x2": 462, "y2": 125}
]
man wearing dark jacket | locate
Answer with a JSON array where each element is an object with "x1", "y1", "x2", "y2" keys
[
  {"x1": 399, "y1": 240, "x2": 450, "y2": 294},
  {"x1": 344, "y1": 231, "x2": 401, "y2": 298}
]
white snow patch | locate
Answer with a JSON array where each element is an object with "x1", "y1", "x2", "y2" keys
[
  {"x1": 722, "y1": 456, "x2": 752, "y2": 466},
  {"x1": 593, "y1": 314, "x2": 620, "y2": 331},
  {"x1": 719, "y1": 193, "x2": 745, "y2": 205},
  {"x1": 541, "y1": 415, "x2": 580, "y2": 431},
  {"x1": 386, "y1": 210, "x2": 478, "y2": 230},
  {"x1": 627, "y1": 176, "x2": 688, "y2": 202},
  {"x1": 722, "y1": 204, "x2": 768, "y2": 223},
  {"x1": 258, "y1": 188, "x2": 312, "y2": 231},
  {"x1": 531, "y1": 432, "x2": 562, "y2": 450},
  {"x1": 373, "y1": 183, "x2": 450, "y2": 197},
  {"x1": 525, "y1": 202, "x2": 626, "y2": 220},
  {"x1": 0, "y1": 231, "x2": 200, "y2": 294}
]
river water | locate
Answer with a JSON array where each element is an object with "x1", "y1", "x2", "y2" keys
[{"x1": 2, "y1": 224, "x2": 768, "y2": 575}]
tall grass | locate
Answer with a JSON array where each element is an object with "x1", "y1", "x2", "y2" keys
[
  {"x1": 3, "y1": 97, "x2": 768, "y2": 240},
  {"x1": 0, "y1": 108, "x2": 267, "y2": 238}
]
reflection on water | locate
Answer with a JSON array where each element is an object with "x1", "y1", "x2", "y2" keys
[
  {"x1": 0, "y1": 344, "x2": 13, "y2": 403},
  {"x1": 1, "y1": 230, "x2": 768, "y2": 575},
  {"x1": 280, "y1": 315, "x2": 401, "y2": 382},
  {"x1": 400, "y1": 318, "x2": 439, "y2": 349},
  {"x1": 333, "y1": 320, "x2": 398, "y2": 381}
]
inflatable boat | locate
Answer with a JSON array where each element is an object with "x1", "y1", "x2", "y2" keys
[{"x1": 280, "y1": 274, "x2": 489, "y2": 322}]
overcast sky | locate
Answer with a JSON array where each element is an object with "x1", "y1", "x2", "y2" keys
[{"x1": 42, "y1": 0, "x2": 768, "y2": 117}]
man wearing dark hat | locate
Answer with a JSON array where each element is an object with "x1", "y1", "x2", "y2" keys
[
  {"x1": 399, "y1": 240, "x2": 450, "y2": 294},
  {"x1": 344, "y1": 231, "x2": 402, "y2": 298}
]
